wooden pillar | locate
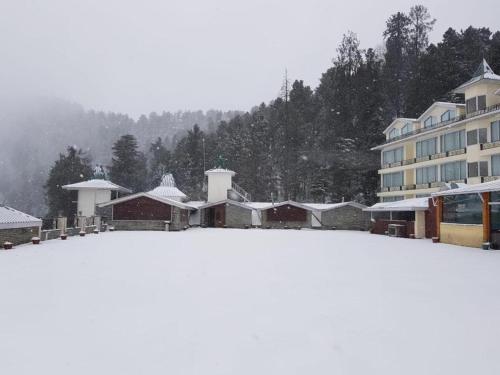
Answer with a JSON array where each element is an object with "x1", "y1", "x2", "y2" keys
[
  {"x1": 436, "y1": 196, "x2": 443, "y2": 239},
  {"x1": 482, "y1": 192, "x2": 490, "y2": 243}
]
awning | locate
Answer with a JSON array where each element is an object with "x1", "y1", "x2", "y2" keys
[
  {"x1": 364, "y1": 197, "x2": 429, "y2": 212},
  {"x1": 432, "y1": 179, "x2": 500, "y2": 197}
]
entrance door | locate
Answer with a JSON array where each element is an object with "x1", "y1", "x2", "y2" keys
[{"x1": 214, "y1": 205, "x2": 225, "y2": 227}]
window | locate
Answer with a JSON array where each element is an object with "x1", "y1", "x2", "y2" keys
[
  {"x1": 466, "y1": 97, "x2": 477, "y2": 114},
  {"x1": 440, "y1": 110, "x2": 455, "y2": 122},
  {"x1": 440, "y1": 160, "x2": 466, "y2": 182},
  {"x1": 440, "y1": 130, "x2": 465, "y2": 152},
  {"x1": 479, "y1": 128, "x2": 488, "y2": 144},
  {"x1": 491, "y1": 192, "x2": 500, "y2": 230},
  {"x1": 478, "y1": 95, "x2": 486, "y2": 111},
  {"x1": 466, "y1": 95, "x2": 487, "y2": 114},
  {"x1": 382, "y1": 147, "x2": 404, "y2": 165},
  {"x1": 416, "y1": 166, "x2": 437, "y2": 184},
  {"x1": 442, "y1": 194, "x2": 482, "y2": 224},
  {"x1": 424, "y1": 116, "x2": 434, "y2": 128},
  {"x1": 467, "y1": 130, "x2": 478, "y2": 146},
  {"x1": 382, "y1": 196, "x2": 404, "y2": 202},
  {"x1": 492, "y1": 154, "x2": 500, "y2": 176},
  {"x1": 416, "y1": 138, "x2": 437, "y2": 158},
  {"x1": 468, "y1": 162, "x2": 478, "y2": 178},
  {"x1": 492, "y1": 121, "x2": 500, "y2": 142},
  {"x1": 388, "y1": 128, "x2": 400, "y2": 139},
  {"x1": 382, "y1": 172, "x2": 404, "y2": 187},
  {"x1": 401, "y1": 122, "x2": 413, "y2": 135}
]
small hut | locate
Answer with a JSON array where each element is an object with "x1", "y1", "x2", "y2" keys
[
  {"x1": 97, "y1": 193, "x2": 193, "y2": 231},
  {"x1": 305, "y1": 202, "x2": 369, "y2": 230},
  {"x1": 199, "y1": 200, "x2": 253, "y2": 228},
  {"x1": 0, "y1": 206, "x2": 42, "y2": 246},
  {"x1": 259, "y1": 201, "x2": 313, "y2": 229}
]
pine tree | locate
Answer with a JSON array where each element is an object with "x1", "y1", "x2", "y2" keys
[
  {"x1": 383, "y1": 11, "x2": 412, "y2": 117},
  {"x1": 108, "y1": 134, "x2": 147, "y2": 192},
  {"x1": 148, "y1": 137, "x2": 172, "y2": 188},
  {"x1": 45, "y1": 146, "x2": 93, "y2": 218}
]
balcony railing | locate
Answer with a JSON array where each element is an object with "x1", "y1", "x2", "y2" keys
[
  {"x1": 378, "y1": 180, "x2": 465, "y2": 193},
  {"x1": 381, "y1": 148, "x2": 467, "y2": 169},
  {"x1": 382, "y1": 103, "x2": 500, "y2": 145},
  {"x1": 481, "y1": 141, "x2": 500, "y2": 150},
  {"x1": 482, "y1": 176, "x2": 500, "y2": 183}
]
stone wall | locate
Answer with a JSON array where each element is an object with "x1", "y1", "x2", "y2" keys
[
  {"x1": 225, "y1": 204, "x2": 252, "y2": 228},
  {"x1": 0, "y1": 226, "x2": 40, "y2": 246},
  {"x1": 110, "y1": 220, "x2": 168, "y2": 231},
  {"x1": 261, "y1": 210, "x2": 312, "y2": 229},
  {"x1": 321, "y1": 206, "x2": 370, "y2": 230}
]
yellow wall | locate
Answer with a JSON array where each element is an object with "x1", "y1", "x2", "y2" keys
[{"x1": 440, "y1": 223, "x2": 483, "y2": 248}]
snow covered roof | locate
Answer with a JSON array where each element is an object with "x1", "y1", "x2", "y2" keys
[
  {"x1": 454, "y1": 59, "x2": 500, "y2": 93},
  {"x1": 184, "y1": 201, "x2": 206, "y2": 209},
  {"x1": 62, "y1": 179, "x2": 131, "y2": 193},
  {"x1": 416, "y1": 102, "x2": 464, "y2": 122},
  {"x1": 304, "y1": 202, "x2": 367, "y2": 211},
  {"x1": 0, "y1": 206, "x2": 42, "y2": 230},
  {"x1": 432, "y1": 179, "x2": 500, "y2": 197},
  {"x1": 364, "y1": 197, "x2": 429, "y2": 212},
  {"x1": 382, "y1": 118, "x2": 417, "y2": 135},
  {"x1": 198, "y1": 199, "x2": 253, "y2": 210},
  {"x1": 97, "y1": 192, "x2": 194, "y2": 210},
  {"x1": 148, "y1": 174, "x2": 187, "y2": 199},
  {"x1": 204, "y1": 168, "x2": 236, "y2": 176},
  {"x1": 245, "y1": 202, "x2": 275, "y2": 209},
  {"x1": 257, "y1": 200, "x2": 314, "y2": 211}
]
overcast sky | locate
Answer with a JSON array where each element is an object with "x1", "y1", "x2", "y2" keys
[{"x1": 0, "y1": 0, "x2": 498, "y2": 118}]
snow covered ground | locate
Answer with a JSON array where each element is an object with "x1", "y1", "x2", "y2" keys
[{"x1": 1, "y1": 229, "x2": 500, "y2": 375}]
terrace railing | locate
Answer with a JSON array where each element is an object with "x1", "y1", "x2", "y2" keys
[{"x1": 381, "y1": 148, "x2": 467, "y2": 170}]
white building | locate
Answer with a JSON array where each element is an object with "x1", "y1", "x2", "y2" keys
[{"x1": 62, "y1": 179, "x2": 131, "y2": 217}]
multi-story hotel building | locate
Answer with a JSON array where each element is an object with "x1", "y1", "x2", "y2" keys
[{"x1": 373, "y1": 59, "x2": 500, "y2": 202}]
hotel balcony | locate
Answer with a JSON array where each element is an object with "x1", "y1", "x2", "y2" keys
[
  {"x1": 381, "y1": 148, "x2": 467, "y2": 170},
  {"x1": 380, "y1": 103, "x2": 500, "y2": 146}
]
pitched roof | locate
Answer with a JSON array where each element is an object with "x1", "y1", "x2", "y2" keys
[
  {"x1": 416, "y1": 102, "x2": 464, "y2": 122},
  {"x1": 257, "y1": 200, "x2": 314, "y2": 211},
  {"x1": 198, "y1": 199, "x2": 253, "y2": 210},
  {"x1": 62, "y1": 179, "x2": 131, "y2": 193},
  {"x1": 432, "y1": 179, "x2": 500, "y2": 197},
  {"x1": 97, "y1": 192, "x2": 194, "y2": 210},
  {"x1": 454, "y1": 59, "x2": 500, "y2": 93},
  {"x1": 0, "y1": 206, "x2": 42, "y2": 230},
  {"x1": 364, "y1": 197, "x2": 429, "y2": 212},
  {"x1": 382, "y1": 118, "x2": 417, "y2": 135},
  {"x1": 148, "y1": 173, "x2": 187, "y2": 199},
  {"x1": 304, "y1": 201, "x2": 367, "y2": 211}
]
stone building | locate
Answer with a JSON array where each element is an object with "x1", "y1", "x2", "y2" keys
[{"x1": 0, "y1": 206, "x2": 42, "y2": 247}]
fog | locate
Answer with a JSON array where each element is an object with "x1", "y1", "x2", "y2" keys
[{"x1": 1, "y1": 0, "x2": 498, "y2": 117}]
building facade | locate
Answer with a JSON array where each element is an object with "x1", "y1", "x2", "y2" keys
[{"x1": 373, "y1": 60, "x2": 500, "y2": 202}]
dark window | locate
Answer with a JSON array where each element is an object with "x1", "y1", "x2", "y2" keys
[
  {"x1": 478, "y1": 95, "x2": 486, "y2": 111},
  {"x1": 443, "y1": 194, "x2": 482, "y2": 224},
  {"x1": 492, "y1": 121, "x2": 500, "y2": 142},
  {"x1": 478, "y1": 128, "x2": 488, "y2": 144},
  {"x1": 480, "y1": 161, "x2": 488, "y2": 177},
  {"x1": 466, "y1": 97, "x2": 477, "y2": 113},
  {"x1": 467, "y1": 130, "x2": 478, "y2": 146},
  {"x1": 468, "y1": 162, "x2": 478, "y2": 178}
]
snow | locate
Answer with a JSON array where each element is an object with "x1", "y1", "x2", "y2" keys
[
  {"x1": 204, "y1": 168, "x2": 236, "y2": 176},
  {"x1": 0, "y1": 205, "x2": 42, "y2": 229},
  {"x1": 432, "y1": 178, "x2": 500, "y2": 197},
  {"x1": 1, "y1": 229, "x2": 500, "y2": 375},
  {"x1": 365, "y1": 197, "x2": 429, "y2": 212},
  {"x1": 148, "y1": 186, "x2": 187, "y2": 200},
  {"x1": 62, "y1": 179, "x2": 131, "y2": 193},
  {"x1": 304, "y1": 202, "x2": 366, "y2": 211}
]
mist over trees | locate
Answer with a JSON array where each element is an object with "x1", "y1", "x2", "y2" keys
[{"x1": 3, "y1": 5, "x2": 500, "y2": 216}]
